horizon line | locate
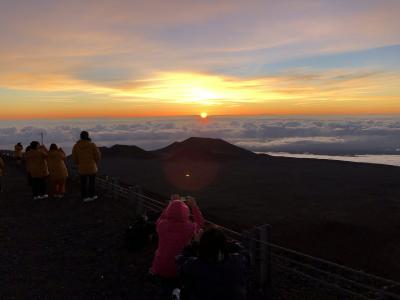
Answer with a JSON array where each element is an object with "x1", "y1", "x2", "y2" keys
[{"x1": 2, "y1": 112, "x2": 400, "y2": 121}]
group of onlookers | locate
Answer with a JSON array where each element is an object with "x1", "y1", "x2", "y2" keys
[
  {"x1": 2, "y1": 131, "x2": 249, "y2": 299},
  {"x1": 5, "y1": 131, "x2": 101, "y2": 201},
  {"x1": 150, "y1": 195, "x2": 249, "y2": 299}
]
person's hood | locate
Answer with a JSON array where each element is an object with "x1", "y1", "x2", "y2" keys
[
  {"x1": 76, "y1": 140, "x2": 92, "y2": 148},
  {"x1": 165, "y1": 200, "x2": 190, "y2": 222},
  {"x1": 26, "y1": 149, "x2": 41, "y2": 155},
  {"x1": 48, "y1": 150, "x2": 59, "y2": 156}
]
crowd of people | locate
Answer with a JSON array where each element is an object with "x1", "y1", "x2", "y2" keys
[
  {"x1": 0, "y1": 131, "x2": 250, "y2": 299},
  {"x1": 3, "y1": 130, "x2": 101, "y2": 201}
]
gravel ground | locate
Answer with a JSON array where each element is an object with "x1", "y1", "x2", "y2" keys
[{"x1": 0, "y1": 161, "x2": 161, "y2": 300}]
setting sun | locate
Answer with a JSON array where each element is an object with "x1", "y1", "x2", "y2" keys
[{"x1": 200, "y1": 112, "x2": 208, "y2": 119}]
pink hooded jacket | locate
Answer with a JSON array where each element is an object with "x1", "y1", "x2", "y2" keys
[{"x1": 151, "y1": 200, "x2": 204, "y2": 278}]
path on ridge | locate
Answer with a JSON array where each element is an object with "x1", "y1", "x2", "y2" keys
[{"x1": 0, "y1": 160, "x2": 158, "y2": 299}]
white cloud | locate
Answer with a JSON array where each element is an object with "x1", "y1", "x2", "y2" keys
[{"x1": 1, "y1": 116, "x2": 400, "y2": 155}]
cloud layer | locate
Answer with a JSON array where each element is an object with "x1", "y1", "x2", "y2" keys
[{"x1": 1, "y1": 116, "x2": 400, "y2": 155}]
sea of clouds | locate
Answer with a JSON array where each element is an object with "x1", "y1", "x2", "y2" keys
[{"x1": 1, "y1": 116, "x2": 400, "y2": 156}]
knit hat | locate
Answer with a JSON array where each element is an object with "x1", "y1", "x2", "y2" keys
[{"x1": 80, "y1": 131, "x2": 90, "y2": 141}]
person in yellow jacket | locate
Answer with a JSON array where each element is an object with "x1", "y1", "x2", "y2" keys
[
  {"x1": 25, "y1": 141, "x2": 49, "y2": 200},
  {"x1": 14, "y1": 142, "x2": 23, "y2": 166},
  {"x1": 24, "y1": 145, "x2": 33, "y2": 186},
  {"x1": 72, "y1": 131, "x2": 101, "y2": 202},
  {"x1": 48, "y1": 144, "x2": 68, "y2": 198},
  {"x1": 0, "y1": 154, "x2": 5, "y2": 192}
]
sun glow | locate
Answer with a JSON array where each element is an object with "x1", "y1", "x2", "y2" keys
[
  {"x1": 2, "y1": 70, "x2": 400, "y2": 119},
  {"x1": 114, "y1": 72, "x2": 284, "y2": 106},
  {"x1": 200, "y1": 112, "x2": 208, "y2": 118}
]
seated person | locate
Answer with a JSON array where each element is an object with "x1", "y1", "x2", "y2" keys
[
  {"x1": 176, "y1": 227, "x2": 250, "y2": 300},
  {"x1": 150, "y1": 195, "x2": 204, "y2": 280}
]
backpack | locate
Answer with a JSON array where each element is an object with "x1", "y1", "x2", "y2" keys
[{"x1": 125, "y1": 215, "x2": 156, "y2": 251}]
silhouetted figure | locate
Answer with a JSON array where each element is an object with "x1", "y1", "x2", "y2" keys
[
  {"x1": 24, "y1": 145, "x2": 32, "y2": 185},
  {"x1": 0, "y1": 154, "x2": 4, "y2": 192},
  {"x1": 25, "y1": 141, "x2": 49, "y2": 200},
  {"x1": 72, "y1": 131, "x2": 101, "y2": 202},
  {"x1": 48, "y1": 144, "x2": 68, "y2": 198},
  {"x1": 176, "y1": 228, "x2": 250, "y2": 300},
  {"x1": 151, "y1": 196, "x2": 204, "y2": 281},
  {"x1": 14, "y1": 142, "x2": 23, "y2": 166}
]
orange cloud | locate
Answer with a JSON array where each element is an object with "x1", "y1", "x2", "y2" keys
[{"x1": 1, "y1": 70, "x2": 399, "y2": 119}]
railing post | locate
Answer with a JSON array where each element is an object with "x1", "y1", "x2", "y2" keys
[
  {"x1": 258, "y1": 224, "x2": 272, "y2": 298},
  {"x1": 242, "y1": 228, "x2": 261, "y2": 298}
]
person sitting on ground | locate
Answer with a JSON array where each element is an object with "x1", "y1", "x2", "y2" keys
[
  {"x1": 150, "y1": 196, "x2": 204, "y2": 283},
  {"x1": 25, "y1": 141, "x2": 49, "y2": 200},
  {"x1": 176, "y1": 227, "x2": 250, "y2": 300},
  {"x1": 14, "y1": 142, "x2": 23, "y2": 166},
  {"x1": 47, "y1": 144, "x2": 68, "y2": 199},
  {"x1": 0, "y1": 153, "x2": 5, "y2": 192},
  {"x1": 72, "y1": 131, "x2": 101, "y2": 202}
]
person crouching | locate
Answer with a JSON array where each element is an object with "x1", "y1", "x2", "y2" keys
[{"x1": 176, "y1": 227, "x2": 250, "y2": 300}]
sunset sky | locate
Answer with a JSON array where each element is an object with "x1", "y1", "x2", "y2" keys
[{"x1": 1, "y1": 0, "x2": 399, "y2": 119}]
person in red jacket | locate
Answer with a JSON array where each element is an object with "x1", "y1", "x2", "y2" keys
[{"x1": 151, "y1": 196, "x2": 204, "y2": 280}]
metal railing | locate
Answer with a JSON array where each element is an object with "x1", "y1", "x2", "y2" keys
[{"x1": 91, "y1": 173, "x2": 400, "y2": 299}]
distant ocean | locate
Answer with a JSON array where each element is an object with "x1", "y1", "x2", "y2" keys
[{"x1": 265, "y1": 152, "x2": 400, "y2": 167}]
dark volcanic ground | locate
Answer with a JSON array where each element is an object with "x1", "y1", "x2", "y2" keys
[
  {"x1": 98, "y1": 138, "x2": 400, "y2": 281},
  {"x1": 0, "y1": 161, "x2": 163, "y2": 299}
]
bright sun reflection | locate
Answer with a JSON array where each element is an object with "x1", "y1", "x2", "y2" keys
[{"x1": 200, "y1": 112, "x2": 208, "y2": 118}]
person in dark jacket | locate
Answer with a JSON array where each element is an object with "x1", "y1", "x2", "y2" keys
[{"x1": 176, "y1": 227, "x2": 250, "y2": 300}]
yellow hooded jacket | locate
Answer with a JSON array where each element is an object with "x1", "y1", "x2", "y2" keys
[
  {"x1": 25, "y1": 147, "x2": 49, "y2": 178},
  {"x1": 47, "y1": 149, "x2": 68, "y2": 180},
  {"x1": 72, "y1": 140, "x2": 101, "y2": 175}
]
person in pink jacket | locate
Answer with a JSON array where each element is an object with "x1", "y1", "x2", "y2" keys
[{"x1": 151, "y1": 196, "x2": 204, "y2": 279}]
